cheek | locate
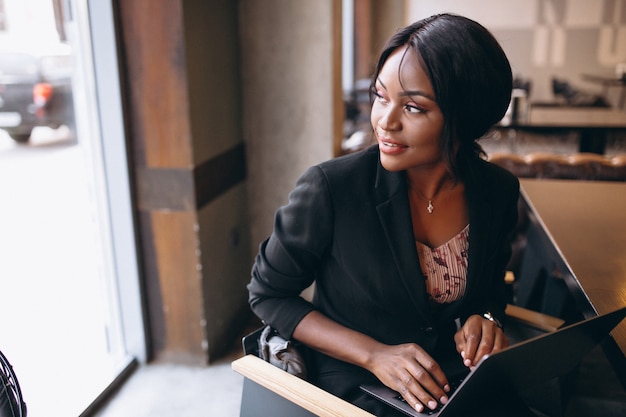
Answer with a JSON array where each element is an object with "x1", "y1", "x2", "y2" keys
[
  {"x1": 417, "y1": 118, "x2": 444, "y2": 142},
  {"x1": 370, "y1": 106, "x2": 380, "y2": 129}
]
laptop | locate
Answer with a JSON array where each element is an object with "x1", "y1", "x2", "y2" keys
[{"x1": 361, "y1": 306, "x2": 626, "y2": 416}]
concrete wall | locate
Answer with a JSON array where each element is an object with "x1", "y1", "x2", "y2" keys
[{"x1": 239, "y1": 0, "x2": 337, "y2": 250}]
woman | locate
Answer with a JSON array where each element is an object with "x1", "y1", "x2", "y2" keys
[{"x1": 248, "y1": 14, "x2": 529, "y2": 416}]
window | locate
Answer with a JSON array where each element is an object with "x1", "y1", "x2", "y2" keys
[{"x1": 0, "y1": 1, "x2": 144, "y2": 415}]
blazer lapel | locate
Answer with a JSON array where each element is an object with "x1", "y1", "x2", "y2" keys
[
  {"x1": 462, "y1": 159, "x2": 494, "y2": 303},
  {"x1": 374, "y1": 164, "x2": 433, "y2": 324}
]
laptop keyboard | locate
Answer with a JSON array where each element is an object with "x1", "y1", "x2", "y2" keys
[{"x1": 393, "y1": 377, "x2": 464, "y2": 415}]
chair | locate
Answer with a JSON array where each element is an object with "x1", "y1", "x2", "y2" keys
[
  {"x1": 233, "y1": 355, "x2": 375, "y2": 417},
  {"x1": 488, "y1": 151, "x2": 626, "y2": 182},
  {"x1": 232, "y1": 303, "x2": 564, "y2": 417},
  {"x1": 0, "y1": 350, "x2": 27, "y2": 417},
  {"x1": 488, "y1": 152, "x2": 538, "y2": 178}
]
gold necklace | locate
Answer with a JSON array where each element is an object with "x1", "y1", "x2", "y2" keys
[
  {"x1": 410, "y1": 180, "x2": 449, "y2": 214},
  {"x1": 412, "y1": 188, "x2": 436, "y2": 214}
]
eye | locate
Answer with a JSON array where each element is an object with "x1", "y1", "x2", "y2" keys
[
  {"x1": 405, "y1": 103, "x2": 424, "y2": 114},
  {"x1": 372, "y1": 88, "x2": 389, "y2": 105}
]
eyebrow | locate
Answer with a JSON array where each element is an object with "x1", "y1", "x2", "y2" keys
[{"x1": 376, "y1": 79, "x2": 436, "y2": 102}]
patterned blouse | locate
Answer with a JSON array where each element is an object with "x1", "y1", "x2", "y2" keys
[{"x1": 415, "y1": 224, "x2": 470, "y2": 304}]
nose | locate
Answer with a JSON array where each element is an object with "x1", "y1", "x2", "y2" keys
[{"x1": 377, "y1": 105, "x2": 401, "y2": 131}]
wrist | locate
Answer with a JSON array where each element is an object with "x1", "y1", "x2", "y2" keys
[{"x1": 362, "y1": 340, "x2": 389, "y2": 372}]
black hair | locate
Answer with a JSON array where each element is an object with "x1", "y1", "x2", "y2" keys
[{"x1": 370, "y1": 13, "x2": 512, "y2": 175}]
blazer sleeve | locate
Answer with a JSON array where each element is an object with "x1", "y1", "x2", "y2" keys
[{"x1": 248, "y1": 165, "x2": 333, "y2": 339}]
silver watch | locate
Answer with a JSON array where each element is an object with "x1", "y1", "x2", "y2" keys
[{"x1": 482, "y1": 311, "x2": 503, "y2": 328}]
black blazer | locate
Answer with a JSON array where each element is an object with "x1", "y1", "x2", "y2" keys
[{"x1": 248, "y1": 145, "x2": 519, "y2": 401}]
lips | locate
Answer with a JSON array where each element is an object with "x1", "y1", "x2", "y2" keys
[
  {"x1": 377, "y1": 131, "x2": 408, "y2": 154},
  {"x1": 380, "y1": 140, "x2": 404, "y2": 148}
]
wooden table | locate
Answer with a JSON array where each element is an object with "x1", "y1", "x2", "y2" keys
[
  {"x1": 520, "y1": 179, "x2": 626, "y2": 372},
  {"x1": 499, "y1": 107, "x2": 626, "y2": 154}
]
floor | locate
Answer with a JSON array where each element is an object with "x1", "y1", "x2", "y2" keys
[
  {"x1": 90, "y1": 350, "x2": 246, "y2": 417},
  {"x1": 87, "y1": 313, "x2": 265, "y2": 417},
  {"x1": 88, "y1": 129, "x2": 626, "y2": 417},
  {"x1": 88, "y1": 317, "x2": 262, "y2": 417}
]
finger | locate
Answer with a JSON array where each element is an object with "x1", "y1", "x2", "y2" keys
[
  {"x1": 461, "y1": 329, "x2": 481, "y2": 367},
  {"x1": 473, "y1": 322, "x2": 512, "y2": 366},
  {"x1": 473, "y1": 322, "x2": 497, "y2": 363},
  {"x1": 406, "y1": 359, "x2": 449, "y2": 408},
  {"x1": 393, "y1": 373, "x2": 438, "y2": 413},
  {"x1": 454, "y1": 329, "x2": 466, "y2": 356},
  {"x1": 402, "y1": 388, "x2": 439, "y2": 413},
  {"x1": 395, "y1": 381, "x2": 427, "y2": 413}
]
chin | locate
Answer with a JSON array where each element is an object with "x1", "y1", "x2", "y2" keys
[{"x1": 379, "y1": 154, "x2": 407, "y2": 172}]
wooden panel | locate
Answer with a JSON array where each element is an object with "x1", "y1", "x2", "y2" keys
[
  {"x1": 137, "y1": 167, "x2": 195, "y2": 211},
  {"x1": 194, "y1": 143, "x2": 247, "y2": 210},
  {"x1": 150, "y1": 211, "x2": 206, "y2": 364},
  {"x1": 117, "y1": 0, "x2": 250, "y2": 364},
  {"x1": 353, "y1": 0, "x2": 373, "y2": 81},
  {"x1": 332, "y1": 0, "x2": 344, "y2": 157},
  {"x1": 136, "y1": 142, "x2": 247, "y2": 212},
  {"x1": 117, "y1": 0, "x2": 192, "y2": 168},
  {"x1": 198, "y1": 183, "x2": 252, "y2": 360},
  {"x1": 182, "y1": 0, "x2": 244, "y2": 164}
]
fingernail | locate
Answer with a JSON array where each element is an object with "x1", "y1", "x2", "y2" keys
[
  {"x1": 461, "y1": 350, "x2": 465, "y2": 358},
  {"x1": 464, "y1": 358, "x2": 472, "y2": 367},
  {"x1": 415, "y1": 403, "x2": 424, "y2": 412},
  {"x1": 440, "y1": 396, "x2": 448, "y2": 405},
  {"x1": 428, "y1": 400, "x2": 438, "y2": 410},
  {"x1": 443, "y1": 384, "x2": 450, "y2": 392}
]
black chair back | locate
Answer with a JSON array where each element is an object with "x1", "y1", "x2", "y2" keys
[{"x1": 0, "y1": 350, "x2": 26, "y2": 417}]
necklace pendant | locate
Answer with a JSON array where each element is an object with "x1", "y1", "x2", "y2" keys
[{"x1": 427, "y1": 200, "x2": 434, "y2": 214}]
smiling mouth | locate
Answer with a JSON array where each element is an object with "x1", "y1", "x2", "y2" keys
[
  {"x1": 376, "y1": 129, "x2": 407, "y2": 149},
  {"x1": 380, "y1": 139, "x2": 406, "y2": 148}
]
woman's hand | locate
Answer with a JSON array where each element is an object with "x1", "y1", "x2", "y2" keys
[
  {"x1": 367, "y1": 343, "x2": 451, "y2": 413},
  {"x1": 293, "y1": 311, "x2": 452, "y2": 412},
  {"x1": 454, "y1": 314, "x2": 509, "y2": 368}
]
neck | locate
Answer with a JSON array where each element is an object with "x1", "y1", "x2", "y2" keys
[{"x1": 406, "y1": 167, "x2": 452, "y2": 200}]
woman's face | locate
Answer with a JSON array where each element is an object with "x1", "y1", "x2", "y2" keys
[{"x1": 371, "y1": 47, "x2": 445, "y2": 173}]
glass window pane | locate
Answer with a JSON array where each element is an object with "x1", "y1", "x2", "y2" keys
[{"x1": 0, "y1": 0, "x2": 140, "y2": 415}]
